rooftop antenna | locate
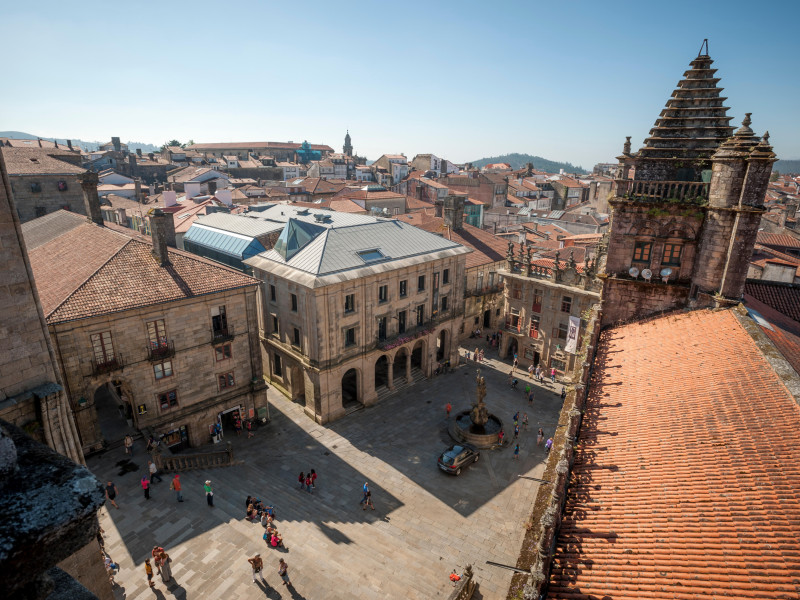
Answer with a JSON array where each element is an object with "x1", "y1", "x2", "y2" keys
[{"x1": 698, "y1": 38, "x2": 709, "y2": 57}]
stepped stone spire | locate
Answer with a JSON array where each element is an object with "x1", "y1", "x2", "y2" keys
[{"x1": 635, "y1": 47, "x2": 735, "y2": 176}]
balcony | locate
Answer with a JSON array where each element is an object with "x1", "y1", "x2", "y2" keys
[
  {"x1": 616, "y1": 179, "x2": 709, "y2": 204},
  {"x1": 211, "y1": 324, "x2": 235, "y2": 343},
  {"x1": 372, "y1": 309, "x2": 464, "y2": 352},
  {"x1": 464, "y1": 282, "x2": 505, "y2": 298},
  {"x1": 91, "y1": 354, "x2": 123, "y2": 376},
  {"x1": 146, "y1": 340, "x2": 175, "y2": 362}
]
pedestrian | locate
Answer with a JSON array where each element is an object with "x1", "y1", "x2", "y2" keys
[
  {"x1": 249, "y1": 553, "x2": 265, "y2": 583},
  {"x1": 159, "y1": 551, "x2": 172, "y2": 583},
  {"x1": 497, "y1": 429, "x2": 504, "y2": 445},
  {"x1": 550, "y1": 367, "x2": 556, "y2": 383},
  {"x1": 359, "y1": 481, "x2": 369, "y2": 506},
  {"x1": 513, "y1": 411, "x2": 519, "y2": 423},
  {"x1": 246, "y1": 419, "x2": 254, "y2": 438},
  {"x1": 141, "y1": 475, "x2": 150, "y2": 500},
  {"x1": 170, "y1": 474, "x2": 183, "y2": 502},
  {"x1": 278, "y1": 558, "x2": 291, "y2": 587},
  {"x1": 474, "y1": 348, "x2": 479, "y2": 362},
  {"x1": 105, "y1": 481, "x2": 119, "y2": 509},
  {"x1": 298, "y1": 471, "x2": 305, "y2": 490},
  {"x1": 537, "y1": 428, "x2": 544, "y2": 446},
  {"x1": 514, "y1": 424, "x2": 520, "y2": 440},
  {"x1": 523, "y1": 413, "x2": 529, "y2": 430},
  {"x1": 152, "y1": 546, "x2": 164, "y2": 574},
  {"x1": 528, "y1": 364, "x2": 534, "y2": 378},
  {"x1": 513, "y1": 357, "x2": 519, "y2": 370},
  {"x1": 465, "y1": 350, "x2": 471, "y2": 361},
  {"x1": 234, "y1": 417, "x2": 242, "y2": 436},
  {"x1": 144, "y1": 558, "x2": 155, "y2": 588},
  {"x1": 528, "y1": 390, "x2": 534, "y2": 406},
  {"x1": 450, "y1": 569, "x2": 462, "y2": 586},
  {"x1": 124, "y1": 434, "x2": 133, "y2": 456},
  {"x1": 535, "y1": 365, "x2": 541, "y2": 380},
  {"x1": 204, "y1": 480, "x2": 214, "y2": 507},
  {"x1": 513, "y1": 444, "x2": 520, "y2": 460},
  {"x1": 545, "y1": 438, "x2": 553, "y2": 453},
  {"x1": 310, "y1": 469, "x2": 317, "y2": 489},
  {"x1": 561, "y1": 386, "x2": 567, "y2": 400},
  {"x1": 148, "y1": 460, "x2": 163, "y2": 483},
  {"x1": 524, "y1": 383, "x2": 530, "y2": 397},
  {"x1": 305, "y1": 473, "x2": 313, "y2": 493},
  {"x1": 363, "y1": 489, "x2": 375, "y2": 510},
  {"x1": 445, "y1": 402, "x2": 452, "y2": 419}
]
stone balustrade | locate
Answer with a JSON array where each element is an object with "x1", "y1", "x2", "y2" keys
[
  {"x1": 616, "y1": 179, "x2": 710, "y2": 203},
  {"x1": 153, "y1": 441, "x2": 234, "y2": 473}
]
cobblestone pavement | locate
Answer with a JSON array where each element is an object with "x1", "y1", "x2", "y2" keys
[{"x1": 89, "y1": 343, "x2": 565, "y2": 600}]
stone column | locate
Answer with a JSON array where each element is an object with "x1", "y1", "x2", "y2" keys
[
  {"x1": 406, "y1": 351, "x2": 412, "y2": 382},
  {"x1": 387, "y1": 361, "x2": 394, "y2": 390}
]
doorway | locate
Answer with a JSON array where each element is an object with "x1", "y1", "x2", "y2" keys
[
  {"x1": 342, "y1": 369, "x2": 360, "y2": 408},
  {"x1": 411, "y1": 341, "x2": 424, "y2": 371},
  {"x1": 375, "y1": 355, "x2": 389, "y2": 389},
  {"x1": 534, "y1": 351, "x2": 541, "y2": 367},
  {"x1": 483, "y1": 309, "x2": 491, "y2": 329},
  {"x1": 94, "y1": 381, "x2": 136, "y2": 445},
  {"x1": 393, "y1": 348, "x2": 408, "y2": 383},
  {"x1": 219, "y1": 405, "x2": 243, "y2": 434},
  {"x1": 436, "y1": 329, "x2": 447, "y2": 361}
]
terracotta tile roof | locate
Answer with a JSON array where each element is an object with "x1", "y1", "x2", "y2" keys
[
  {"x1": 1, "y1": 147, "x2": 85, "y2": 175},
  {"x1": 744, "y1": 280, "x2": 800, "y2": 323},
  {"x1": 405, "y1": 196, "x2": 436, "y2": 211},
  {"x1": 325, "y1": 199, "x2": 367, "y2": 214},
  {"x1": 743, "y1": 293, "x2": 800, "y2": 374},
  {"x1": 548, "y1": 308, "x2": 800, "y2": 600},
  {"x1": 21, "y1": 209, "x2": 88, "y2": 250},
  {"x1": 25, "y1": 212, "x2": 257, "y2": 323},
  {"x1": 756, "y1": 231, "x2": 800, "y2": 249}
]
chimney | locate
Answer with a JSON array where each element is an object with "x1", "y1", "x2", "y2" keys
[
  {"x1": 66, "y1": 139, "x2": 73, "y2": 150},
  {"x1": 149, "y1": 208, "x2": 175, "y2": 266},
  {"x1": 136, "y1": 148, "x2": 142, "y2": 157},
  {"x1": 442, "y1": 194, "x2": 465, "y2": 230},
  {"x1": 111, "y1": 137, "x2": 121, "y2": 153},
  {"x1": 207, "y1": 179, "x2": 217, "y2": 196},
  {"x1": 78, "y1": 171, "x2": 104, "y2": 226},
  {"x1": 779, "y1": 210, "x2": 788, "y2": 228},
  {"x1": 37, "y1": 138, "x2": 42, "y2": 148},
  {"x1": 163, "y1": 190, "x2": 177, "y2": 207},
  {"x1": 148, "y1": 152, "x2": 154, "y2": 161},
  {"x1": 134, "y1": 177, "x2": 142, "y2": 202},
  {"x1": 54, "y1": 139, "x2": 59, "y2": 148},
  {"x1": 128, "y1": 153, "x2": 138, "y2": 173},
  {"x1": 787, "y1": 203, "x2": 797, "y2": 220},
  {"x1": 149, "y1": 183, "x2": 155, "y2": 196},
  {"x1": 518, "y1": 231, "x2": 526, "y2": 244}
]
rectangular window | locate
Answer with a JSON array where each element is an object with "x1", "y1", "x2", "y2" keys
[
  {"x1": 218, "y1": 372, "x2": 235, "y2": 391},
  {"x1": 398, "y1": 310, "x2": 406, "y2": 334},
  {"x1": 550, "y1": 358, "x2": 566, "y2": 372},
  {"x1": 211, "y1": 305, "x2": 227, "y2": 334},
  {"x1": 269, "y1": 284, "x2": 276, "y2": 301},
  {"x1": 158, "y1": 390, "x2": 178, "y2": 412},
  {"x1": 215, "y1": 343, "x2": 232, "y2": 361},
  {"x1": 31, "y1": 182, "x2": 42, "y2": 193},
  {"x1": 345, "y1": 293, "x2": 355, "y2": 313},
  {"x1": 399, "y1": 280, "x2": 407, "y2": 297},
  {"x1": 555, "y1": 322, "x2": 569, "y2": 339},
  {"x1": 532, "y1": 290, "x2": 543, "y2": 313},
  {"x1": 477, "y1": 272, "x2": 484, "y2": 289},
  {"x1": 662, "y1": 243, "x2": 683, "y2": 266},
  {"x1": 146, "y1": 319, "x2": 167, "y2": 348},
  {"x1": 153, "y1": 360, "x2": 173, "y2": 380},
  {"x1": 509, "y1": 308, "x2": 520, "y2": 330},
  {"x1": 90, "y1": 331, "x2": 115, "y2": 364},
  {"x1": 633, "y1": 241, "x2": 652, "y2": 263},
  {"x1": 512, "y1": 286, "x2": 522, "y2": 300},
  {"x1": 443, "y1": 269, "x2": 450, "y2": 285},
  {"x1": 441, "y1": 296, "x2": 448, "y2": 312},
  {"x1": 561, "y1": 296, "x2": 572, "y2": 313},
  {"x1": 416, "y1": 304, "x2": 424, "y2": 326},
  {"x1": 418, "y1": 275, "x2": 426, "y2": 291},
  {"x1": 377, "y1": 316, "x2": 387, "y2": 341},
  {"x1": 291, "y1": 294, "x2": 298, "y2": 312},
  {"x1": 293, "y1": 327, "x2": 301, "y2": 347},
  {"x1": 529, "y1": 316, "x2": 540, "y2": 339},
  {"x1": 378, "y1": 285, "x2": 388, "y2": 303},
  {"x1": 271, "y1": 315, "x2": 279, "y2": 336},
  {"x1": 273, "y1": 354, "x2": 282, "y2": 377},
  {"x1": 345, "y1": 327, "x2": 356, "y2": 347}
]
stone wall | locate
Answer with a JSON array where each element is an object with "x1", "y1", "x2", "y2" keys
[
  {"x1": 8, "y1": 174, "x2": 87, "y2": 223},
  {"x1": 600, "y1": 277, "x2": 690, "y2": 327},
  {"x1": 225, "y1": 166, "x2": 283, "y2": 181},
  {"x1": 57, "y1": 538, "x2": 113, "y2": 600},
  {"x1": 51, "y1": 287, "x2": 266, "y2": 452}
]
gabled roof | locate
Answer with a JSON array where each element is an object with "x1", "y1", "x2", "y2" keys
[
  {"x1": 756, "y1": 231, "x2": 800, "y2": 249},
  {"x1": 548, "y1": 308, "x2": 800, "y2": 600},
  {"x1": 1, "y1": 147, "x2": 85, "y2": 175},
  {"x1": 744, "y1": 279, "x2": 800, "y2": 323},
  {"x1": 22, "y1": 211, "x2": 257, "y2": 323}
]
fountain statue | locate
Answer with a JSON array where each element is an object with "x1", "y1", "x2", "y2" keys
[{"x1": 451, "y1": 368, "x2": 504, "y2": 448}]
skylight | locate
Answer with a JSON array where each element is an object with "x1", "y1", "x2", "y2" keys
[{"x1": 357, "y1": 249, "x2": 385, "y2": 262}]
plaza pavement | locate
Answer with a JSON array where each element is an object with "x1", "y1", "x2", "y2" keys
[{"x1": 89, "y1": 342, "x2": 565, "y2": 600}]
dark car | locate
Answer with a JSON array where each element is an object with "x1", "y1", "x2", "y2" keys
[{"x1": 437, "y1": 443, "x2": 480, "y2": 476}]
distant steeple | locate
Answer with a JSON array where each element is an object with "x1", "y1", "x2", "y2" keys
[
  {"x1": 636, "y1": 46, "x2": 734, "y2": 174},
  {"x1": 343, "y1": 130, "x2": 353, "y2": 157}
]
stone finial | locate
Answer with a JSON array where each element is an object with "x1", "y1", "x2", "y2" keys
[
  {"x1": 554, "y1": 251, "x2": 560, "y2": 270},
  {"x1": 763, "y1": 131, "x2": 770, "y2": 142},
  {"x1": 623, "y1": 136, "x2": 631, "y2": 155},
  {"x1": 736, "y1": 113, "x2": 754, "y2": 136}
]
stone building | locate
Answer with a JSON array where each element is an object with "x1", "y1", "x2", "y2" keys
[
  {"x1": 602, "y1": 47, "x2": 776, "y2": 325},
  {"x1": 0, "y1": 146, "x2": 91, "y2": 223},
  {"x1": 499, "y1": 245, "x2": 601, "y2": 376},
  {"x1": 245, "y1": 205, "x2": 470, "y2": 423},
  {"x1": 21, "y1": 206, "x2": 267, "y2": 453},
  {"x1": 185, "y1": 141, "x2": 334, "y2": 162}
]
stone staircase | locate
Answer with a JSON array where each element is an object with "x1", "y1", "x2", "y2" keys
[{"x1": 376, "y1": 367, "x2": 426, "y2": 402}]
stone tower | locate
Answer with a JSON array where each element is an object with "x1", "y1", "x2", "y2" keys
[
  {"x1": 0, "y1": 144, "x2": 84, "y2": 465},
  {"x1": 343, "y1": 130, "x2": 353, "y2": 157},
  {"x1": 601, "y1": 43, "x2": 776, "y2": 325}
]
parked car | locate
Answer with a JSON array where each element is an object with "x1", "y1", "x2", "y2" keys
[{"x1": 437, "y1": 443, "x2": 480, "y2": 475}]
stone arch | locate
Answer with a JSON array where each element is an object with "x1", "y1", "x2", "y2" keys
[
  {"x1": 411, "y1": 339, "x2": 426, "y2": 372},
  {"x1": 628, "y1": 218, "x2": 659, "y2": 237},
  {"x1": 91, "y1": 378, "x2": 137, "y2": 446},
  {"x1": 341, "y1": 368, "x2": 361, "y2": 409},
  {"x1": 289, "y1": 365, "x2": 306, "y2": 405},
  {"x1": 659, "y1": 218, "x2": 697, "y2": 240},
  {"x1": 393, "y1": 347, "x2": 409, "y2": 383},
  {"x1": 374, "y1": 355, "x2": 389, "y2": 390},
  {"x1": 436, "y1": 328, "x2": 448, "y2": 361}
]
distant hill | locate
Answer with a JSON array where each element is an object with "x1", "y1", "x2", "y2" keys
[
  {"x1": 0, "y1": 131, "x2": 159, "y2": 154},
  {"x1": 775, "y1": 159, "x2": 800, "y2": 175},
  {"x1": 470, "y1": 153, "x2": 587, "y2": 175}
]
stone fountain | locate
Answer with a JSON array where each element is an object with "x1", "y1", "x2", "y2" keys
[{"x1": 451, "y1": 369, "x2": 503, "y2": 448}]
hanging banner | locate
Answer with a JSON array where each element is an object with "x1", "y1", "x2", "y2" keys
[{"x1": 564, "y1": 315, "x2": 581, "y2": 354}]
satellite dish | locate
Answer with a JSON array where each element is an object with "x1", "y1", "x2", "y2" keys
[
  {"x1": 641, "y1": 269, "x2": 652, "y2": 281},
  {"x1": 660, "y1": 267, "x2": 673, "y2": 283},
  {"x1": 628, "y1": 267, "x2": 639, "y2": 279}
]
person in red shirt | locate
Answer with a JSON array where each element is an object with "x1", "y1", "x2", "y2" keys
[{"x1": 445, "y1": 403, "x2": 452, "y2": 419}]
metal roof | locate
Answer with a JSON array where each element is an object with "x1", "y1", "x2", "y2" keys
[
  {"x1": 194, "y1": 212, "x2": 284, "y2": 238},
  {"x1": 184, "y1": 224, "x2": 265, "y2": 259}
]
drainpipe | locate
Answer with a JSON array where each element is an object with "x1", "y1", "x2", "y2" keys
[{"x1": 718, "y1": 162, "x2": 751, "y2": 297}]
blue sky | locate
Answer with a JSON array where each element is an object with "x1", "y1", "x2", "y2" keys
[{"x1": 2, "y1": 0, "x2": 798, "y2": 167}]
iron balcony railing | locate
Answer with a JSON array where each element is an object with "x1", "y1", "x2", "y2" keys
[
  {"x1": 146, "y1": 340, "x2": 175, "y2": 362},
  {"x1": 211, "y1": 324, "x2": 235, "y2": 343},
  {"x1": 464, "y1": 282, "x2": 505, "y2": 298},
  {"x1": 91, "y1": 354, "x2": 123, "y2": 376},
  {"x1": 615, "y1": 179, "x2": 710, "y2": 203}
]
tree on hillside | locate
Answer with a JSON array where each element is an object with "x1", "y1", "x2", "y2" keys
[
  {"x1": 184, "y1": 139, "x2": 194, "y2": 148},
  {"x1": 160, "y1": 139, "x2": 182, "y2": 151}
]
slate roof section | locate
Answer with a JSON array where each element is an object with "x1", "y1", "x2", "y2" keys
[
  {"x1": 20, "y1": 209, "x2": 87, "y2": 250},
  {"x1": 23, "y1": 211, "x2": 257, "y2": 323},
  {"x1": 1, "y1": 147, "x2": 86, "y2": 175},
  {"x1": 744, "y1": 279, "x2": 800, "y2": 323},
  {"x1": 547, "y1": 308, "x2": 800, "y2": 600}
]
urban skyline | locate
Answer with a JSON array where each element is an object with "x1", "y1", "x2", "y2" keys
[{"x1": 2, "y1": 0, "x2": 798, "y2": 168}]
